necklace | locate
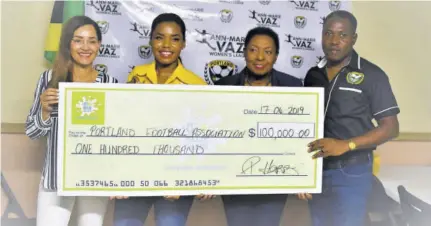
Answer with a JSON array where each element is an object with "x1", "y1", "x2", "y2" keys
[{"x1": 245, "y1": 70, "x2": 271, "y2": 86}]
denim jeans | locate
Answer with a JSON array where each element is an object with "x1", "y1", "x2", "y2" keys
[
  {"x1": 308, "y1": 154, "x2": 373, "y2": 226},
  {"x1": 113, "y1": 196, "x2": 194, "y2": 226},
  {"x1": 222, "y1": 194, "x2": 287, "y2": 226}
]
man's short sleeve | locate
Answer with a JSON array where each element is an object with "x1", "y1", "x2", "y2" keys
[
  {"x1": 303, "y1": 69, "x2": 314, "y2": 87},
  {"x1": 367, "y1": 69, "x2": 400, "y2": 120},
  {"x1": 303, "y1": 68, "x2": 327, "y2": 87}
]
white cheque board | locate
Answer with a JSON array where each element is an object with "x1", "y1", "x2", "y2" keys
[{"x1": 57, "y1": 83, "x2": 324, "y2": 196}]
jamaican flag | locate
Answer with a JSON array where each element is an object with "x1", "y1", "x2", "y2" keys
[{"x1": 44, "y1": 0, "x2": 85, "y2": 63}]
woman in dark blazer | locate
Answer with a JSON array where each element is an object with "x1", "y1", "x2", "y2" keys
[{"x1": 215, "y1": 26, "x2": 303, "y2": 226}]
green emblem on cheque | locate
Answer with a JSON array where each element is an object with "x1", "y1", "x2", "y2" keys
[{"x1": 71, "y1": 91, "x2": 106, "y2": 125}]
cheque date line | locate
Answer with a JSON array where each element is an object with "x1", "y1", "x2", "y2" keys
[{"x1": 243, "y1": 105, "x2": 309, "y2": 116}]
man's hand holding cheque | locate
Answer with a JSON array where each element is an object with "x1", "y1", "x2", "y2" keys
[
  {"x1": 307, "y1": 138, "x2": 350, "y2": 159},
  {"x1": 298, "y1": 138, "x2": 350, "y2": 200}
]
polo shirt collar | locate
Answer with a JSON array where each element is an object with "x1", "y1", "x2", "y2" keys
[
  {"x1": 317, "y1": 50, "x2": 362, "y2": 70},
  {"x1": 147, "y1": 60, "x2": 188, "y2": 84}
]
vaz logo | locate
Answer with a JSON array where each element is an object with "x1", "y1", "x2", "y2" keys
[
  {"x1": 249, "y1": 10, "x2": 280, "y2": 27},
  {"x1": 294, "y1": 16, "x2": 307, "y2": 29},
  {"x1": 138, "y1": 45, "x2": 152, "y2": 59},
  {"x1": 96, "y1": 20, "x2": 109, "y2": 34},
  {"x1": 219, "y1": 9, "x2": 233, "y2": 23},
  {"x1": 98, "y1": 44, "x2": 120, "y2": 58},
  {"x1": 130, "y1": 22, "x2": 151, "y2": 39},
  {"x1": 86, "y1": 0, "x2": 121, "y2": 15},
  {"x1": 285, "y1": 34, "x2": 315, "y2": 51},
  {"x1": 289, "y1": 0, "x2": 318, "y2": 11},
  {"x1": 291, "y1": 56, "x2": 303, "y2": 68},
  {"x1": 195, "y1": 29, "x2": 245, "y2": 58}
]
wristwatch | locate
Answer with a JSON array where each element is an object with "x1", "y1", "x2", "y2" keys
[{"x1": 348, "y1": 140, "x2": 357, "y2": 151}]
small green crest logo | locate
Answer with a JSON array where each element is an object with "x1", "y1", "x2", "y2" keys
[
  {"x1": 346, "y1": 71, "x2": 365, "y2": 85},
  {"x1": 71, "y1": 92, "x2": 105, "y2": 125}
]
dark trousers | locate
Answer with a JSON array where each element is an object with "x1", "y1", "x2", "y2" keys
[{"x1": 222, "y1": 194, "x2": 287, "y2": 226}]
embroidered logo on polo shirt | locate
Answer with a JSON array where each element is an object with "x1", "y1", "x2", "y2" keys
[
  {"x1": 128, "y1": 74, "x2": 148, "y2": 83},
  {"x1": 346, "y1": 71, "x2": 364, "y2": 85}
]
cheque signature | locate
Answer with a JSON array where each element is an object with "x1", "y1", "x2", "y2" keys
[{"x1": 241, "y1": 156, "x2": 300, "y2": 176}]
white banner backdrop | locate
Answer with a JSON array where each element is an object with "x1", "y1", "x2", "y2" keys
[{"x1": 86, "y1": 0, "x2": 352, "y2": 84}]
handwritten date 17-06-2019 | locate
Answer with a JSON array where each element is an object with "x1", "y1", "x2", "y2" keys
[{"x1": 243, "y1": 105, "x2": 309, "y2": 116}]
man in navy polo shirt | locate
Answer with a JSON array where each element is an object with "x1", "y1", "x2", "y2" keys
[{"x1": 299, "y1": 10, "x2": 400, "y2": 226}]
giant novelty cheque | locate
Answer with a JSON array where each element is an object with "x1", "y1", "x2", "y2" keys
[{"x1": 57, "y1": 83, "x2": 324, "y2": 196}]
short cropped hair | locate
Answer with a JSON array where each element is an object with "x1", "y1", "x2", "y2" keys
[
  {"x1": 324, "y1": 10, "x2": 357, "y2": 33},
  {"x1": 244, "y1": 26, "x2": 280, "y2": 54}
]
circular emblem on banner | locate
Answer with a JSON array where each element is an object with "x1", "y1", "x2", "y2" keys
[
  {"x1": 219, "y1": 9, "x2": 233, "y2": 23},
  {"x1": 94, "y1": 64, "x2": 108, "y2": 74},
  {"x1": 97, "y1": 21, "x2": 109, "y2": 34},
  {"x1": 204, "y1": 60, "x2": 238, "y2": 84},
  {"x1": 294, "y1": 16, "x2": 307, "y2": 29},
  {"x1": 138, "y1": 45, "x2": 152, "y2": 59},
  {"x1": 259, "y1": 0, "x2": 271, "y2": 5},
  {"x1": 329, "y1": 0, "x2": 341, "y2": 11},
  {"x1": 346, "y1": 71, "x2": 365, "y2": 85},
  {"x1": 290, "y1": 55, "x2": 304, "y2": 68}
]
